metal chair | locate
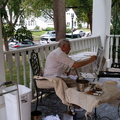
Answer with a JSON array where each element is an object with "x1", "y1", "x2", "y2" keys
[{"x1": 29, "y1": 51, "x2": 54, "y2": 110}]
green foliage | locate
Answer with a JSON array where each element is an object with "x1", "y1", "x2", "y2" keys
[
  {"x1": 15, "y1": 26, "x2": 33, "y2": 42},
  {"x1": 110, "y1": 1, "x2": 120, "y2": 35},
  {"x1": 44, "y1": 27, "x2": 54, "y2": 31},
  {"x1": 66, "y1": 28, "x2": 71, "y2": 33},
  {"x1": 34, "y1": 26, "x2": 40, "y2": 30},
  {"x1": 66, "y1": 0, "x2": 93, "y2": 30},
  {"x1": 23, "y1": 0, "x2": 53, "y2": 18},
  {"x1": 66, "y1": 0, "x2": 80, "y2": 7},
  {"x1": 2, "y1": 23, "x2": 15, "y2": 38},
  {"x1": 0, "y1": 7, "x2": 7, "y2": 19},
  {"x1": 1, "y1": 0, "x2": 25, "y2": 43},
  {"x1": 7, "y1": 0, "x2": 22, "y2": 16},
  {"x1": 78, "y1": 23, "x2": 82, "y2": 29}
]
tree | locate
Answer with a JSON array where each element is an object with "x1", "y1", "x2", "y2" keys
[
  {"x1": 24, "y1": 0, "x2": 66, "y2": 41},
  {"x1": 111, "y1": 0, "x2": 120, "y2": 35},
  {"x1": 0, "y1": 0, "x2": 25, "y2": 51},
  {"x1": 53, "y1": 0, "x2": 66, "y2": 41},
  {"x1": 66, "y1": 0, "x2": 93, "y2": 32},
  {"x1": 14, "y1": 26, "x2": 33, "y2": 42},
  {"x1": 110, "y1": 0, "x2": 120, "y2": 63}
]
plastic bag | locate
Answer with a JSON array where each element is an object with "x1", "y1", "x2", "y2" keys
[{"x1": 42, "y1": 114, "x2": 60, "y2": 120}]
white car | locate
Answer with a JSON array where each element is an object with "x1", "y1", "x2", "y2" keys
[
  {"x1": 9, "y1": 40, "x2": 37, "y2": 50},
  {"x1": 66, "y1": 33, "x2": 81, "y2": 39},
  {"x1": 73, "y1": 30, "x2": 86, "y2": 37},
  {"x1": 86, "y1": 32, "x2": 92, "y2": 37},
  {"x1": 40, "y1": 36, "x2": 56, "y2": 45},
  {"x1": 40, "y1": 31, "x2": 56, "y2": 38}
]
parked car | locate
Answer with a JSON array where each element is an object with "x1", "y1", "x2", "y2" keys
[
  {"x1": 86, "y1": 32, "x2": 92, "y2": 37},
  {"x1": 73, "y1": 30, "x2": 86, "y2": 37},
  {"x1": 8, "y1": 37, "x2": 19, "y2": 46},
  {"x1": 40, "y1": 36, "x2": 56, "y2": 45},
  {"x1": 40, "y1": 31, "x2": 56, "y2": 38},
  {"x1": 66, "y1": 33, "x2": 81, "y2": 39},
  {"x1": 79, "y1": 30, "x2": 86, "y2": 37},
  {"x1": 9, "y1": 39, "x2": 38, "y2": 50}
]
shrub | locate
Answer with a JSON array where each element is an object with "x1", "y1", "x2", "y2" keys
[
  {"x1": 66, "y1": 28, "x2": 71, "y2": 33},
  {"x1": 44, "y1": 27, "x2": 54, "y2": 31},
  {"x1": 15, "y1": 26, "x2": 33, "y2": 42},
  {"x1": 34, "y1": 26, "x2": 40, "y2": 30}
]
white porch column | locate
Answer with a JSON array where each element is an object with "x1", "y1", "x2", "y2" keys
[
  {"x1": 92, "y1": 0, "x2": 112, "y2": 68},
  {"x1": 0, "y1": 14, "x2": 7, "y2": 120},
  {"x1": 92, "y1": 0, "x2": 111, "y2": 47}
]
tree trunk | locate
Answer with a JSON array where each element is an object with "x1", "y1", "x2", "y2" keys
[
  {"x1": 53, "y1": 0, "x2": 66, "y2": 41},
  {"x1": 4, "y1": 35, "x2": 9, "y2": 51},
  {"x1": 88, "y1": 11, "x2": 92, "y2": 33}
]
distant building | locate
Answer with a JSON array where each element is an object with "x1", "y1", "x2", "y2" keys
[
  {"x1": 24, "y1": 16, "x2": 54, "y2": 30},
  {"x1": 22, "y1": 9, "x2": 78, "y2": 30},
  {"x1": 66, "y1": 8, "x2": 78, "y2": 29}
]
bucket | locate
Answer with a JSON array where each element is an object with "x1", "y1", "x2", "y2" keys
[
  {"x1": 76, "y1": 79, "x2": 89, "y2": 92},
  {"x1": 31, "y1": 111, "x2": 42, "y2": 120}
]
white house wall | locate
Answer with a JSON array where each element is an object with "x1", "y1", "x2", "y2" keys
[
  {"x1": 66, "y1": 9, "x2": 78, "y2": 29},
  {"x1": 25, "y1": 18, "x2": 48, "y2": 30}
]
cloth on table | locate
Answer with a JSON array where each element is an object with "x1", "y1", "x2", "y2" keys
[
  {"x1": 34, "y1": 75, "x2": 120, "y2": 119},
  {"x1": 57, "y1": 76, "x2": 77, "y2": 87},
  {"x1": 65, "y1": 81, "x2": 120, "y2": 113}
]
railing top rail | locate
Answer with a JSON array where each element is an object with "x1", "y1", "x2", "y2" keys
[
  {"x1": 108, "y1": 35, "x2": 120, "y2": 37},
  {"x1": 4, "y1": 42, "x2": 59, "y2": 54},
  {"x1": 4, "y1": 35, "x2": 100, "y2": 55}
]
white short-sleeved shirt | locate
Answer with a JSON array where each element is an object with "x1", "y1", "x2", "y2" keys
[{"x1": 44, "y1": 47, "x2": 74, "y2": 77}]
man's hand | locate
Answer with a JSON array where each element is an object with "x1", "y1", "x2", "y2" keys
[{"x1": 73, "y1": 55, "x2": 97, "y2": 68}]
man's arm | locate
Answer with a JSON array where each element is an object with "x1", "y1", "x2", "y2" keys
[{"x1": 72, "y1": 55, "x2": 97, "y2": 68}]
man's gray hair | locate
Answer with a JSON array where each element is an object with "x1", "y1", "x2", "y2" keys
[{"x1": 58, "y1": 39, "x2": 70, "y2": 47}]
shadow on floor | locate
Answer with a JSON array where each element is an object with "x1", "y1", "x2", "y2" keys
[{"x1": 31, "y1": 93, "x2": 67, "y2": 119}]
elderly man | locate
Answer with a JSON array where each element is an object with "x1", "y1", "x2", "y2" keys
[{"x1": 43, "y1": 39, "x2": 97, "y2": 87}]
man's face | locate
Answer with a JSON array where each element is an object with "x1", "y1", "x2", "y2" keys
[{"x1": 63, "y1": 43, "x2": 71, "y2": 54}]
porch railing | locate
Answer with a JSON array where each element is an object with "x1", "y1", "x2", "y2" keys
[
  {"x1": 105, "y1": 35, "x2": 120, "y2": 68},
  {"x1": 4, "y1": 35, "x2": 101, "y2": 89}
]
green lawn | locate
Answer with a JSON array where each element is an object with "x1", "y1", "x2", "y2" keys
[
  {"x1": 32, "y1": 31, "x2": 46, "y2": 41},
  {"x1": 5, "y1": 57, "x2": 31, "y2": 87}
]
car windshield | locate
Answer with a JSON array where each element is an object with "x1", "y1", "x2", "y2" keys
[
  {"x1": 47, "y1": 31, "x2": 55, "y2": 34},
  {"x1": 66, "y1": 34, "x2": 80, "y2": 38},
  {"x1": 50, "y1": 38, "x2": 56, "y2": 41},
  {"x1": 21, "y1": 41, "x2": 34, "y2": 45},
  {"x1": 41, "y1": 38, "x2": 48, "y2": 41}
]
